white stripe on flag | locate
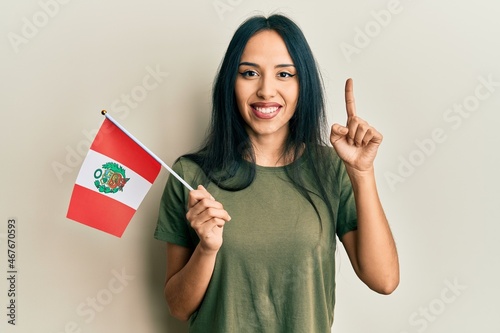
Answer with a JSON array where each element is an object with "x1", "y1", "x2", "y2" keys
[{"x1": 75, "y1": 149, "x2": 153, "y2": 210}]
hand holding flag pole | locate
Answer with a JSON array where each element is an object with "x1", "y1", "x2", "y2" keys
[
  {"x1": 101, "y1": 110, "x2": 194, "y2": 191},
  {"x1": 67, "y1": 110, "x2": 193, "y2": 237}
]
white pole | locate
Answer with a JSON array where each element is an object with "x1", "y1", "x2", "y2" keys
[{"x1": 101, "y1": 110, "x2": 194, "y2": 192}]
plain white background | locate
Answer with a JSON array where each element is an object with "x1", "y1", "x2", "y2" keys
[{"x1": 1, "y1": 0, "x2": 499, "y2": 332}]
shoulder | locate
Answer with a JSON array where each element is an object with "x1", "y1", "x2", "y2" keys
[
  {"x1": 160, "y1": 157, "x2": 203, "y2": 205},
  {"x1": 303, "y1": 145, "x2": 350, "y2": 192},
  {"x1": 174, "y1": 156, "x2": 200, "y2": 172},
  {"x1": 172, "y1": 156, "x2": 207, "y2": 186},
  {"x1": 309, "y1": 145, "x2": 344, "y2": 170}
]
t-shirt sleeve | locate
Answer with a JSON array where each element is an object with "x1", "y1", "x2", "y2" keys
[
  {"x1": 154, "y1": 159, "x2": 195, "y2": 248},
  {"x1": 335, "y1": 161, "x2": 358, "y2": 239}
]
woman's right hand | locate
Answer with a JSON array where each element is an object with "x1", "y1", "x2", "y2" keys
[{"x1": 186, "y1": 185, "x2": 231, "y2": 254}]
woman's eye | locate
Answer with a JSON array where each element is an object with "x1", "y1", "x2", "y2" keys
[
  {"x1": 239, "y1": 70, "x2": 258, "y2": 77},
  {"x1": 278, "y1": 72, "x2": 296, "y2": 78}
]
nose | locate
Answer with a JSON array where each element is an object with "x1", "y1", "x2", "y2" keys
[{"x1": 256, "y1": 75, "x2": 277, "y2": 99}]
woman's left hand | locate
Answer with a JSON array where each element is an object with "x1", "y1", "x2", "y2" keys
[{"x1": 330, "y1": 78, "x2": 383, "y2": 173}]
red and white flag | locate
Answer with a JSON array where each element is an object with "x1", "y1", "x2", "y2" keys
[{"x1": 67, "y1": 117, "x2": 161, "y2": 237}]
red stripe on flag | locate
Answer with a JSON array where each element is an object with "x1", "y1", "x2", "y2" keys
[
  {"x1": 67, "y1": 184, "x2": 136, "y2": 237},
  {"x1": 90, "y1": 118, "x2": 161, "y2": 183}
]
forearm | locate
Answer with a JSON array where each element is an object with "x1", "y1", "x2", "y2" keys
[
  {"x1": 165, "y1": 245, "x2": 218, "y2": 321},
  {"x1": 347, "y1": 167, "x2": 399, "y2": 293}
]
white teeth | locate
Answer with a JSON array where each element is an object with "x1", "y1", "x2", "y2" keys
[{"x1": 254, "y1": 106, "x2": 279, "y2": 114}]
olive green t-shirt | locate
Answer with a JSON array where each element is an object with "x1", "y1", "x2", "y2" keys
[{"x1": 154, "y1": 148, "x2": 357, "y2": 333}]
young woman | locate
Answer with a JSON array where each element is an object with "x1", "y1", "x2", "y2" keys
[{"x1": 155, "y1": 14, "x2": 399, "y2": 332}]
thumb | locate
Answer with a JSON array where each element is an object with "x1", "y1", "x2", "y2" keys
[
  {"x1": 197, "y1": 185, "x2": 215, "y2": 200},
  {"x1": 330, "y1": 123, "x2": 348, "y2": 145}
]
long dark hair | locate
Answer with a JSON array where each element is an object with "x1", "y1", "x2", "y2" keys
[{"x1": 184, "y1": 14, "x2": 336, "y2": 225}]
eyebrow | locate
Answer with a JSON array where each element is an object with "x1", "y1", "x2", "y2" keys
[{"x1": 238, "y1": 62, "x2": 295, "y2": 69}]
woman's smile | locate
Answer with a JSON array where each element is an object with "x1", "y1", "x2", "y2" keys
[{"x1": 251, "y1": 102, "x2": 282, "y2": 119}]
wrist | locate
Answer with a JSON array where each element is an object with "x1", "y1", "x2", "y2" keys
[
  {"x1": 196, "y1": 243, "x2": 220, "y2": 257},
  {"x1": 345, "y1": 165, "x2": 375, "y2": 180},
  {"x1": 345, "y1": 165, "x2": 378, "y2": 194}
]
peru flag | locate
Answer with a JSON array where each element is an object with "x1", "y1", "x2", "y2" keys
[{"x1": 67, "y1": 118, "x2": 161, "y2": 237}]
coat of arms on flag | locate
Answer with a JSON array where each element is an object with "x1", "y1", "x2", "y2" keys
[{"x1": 94, "y1": 162, "x2": 130, "y2": 193}]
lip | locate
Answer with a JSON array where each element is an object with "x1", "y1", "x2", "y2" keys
[{"x1": 250, "y1": 102, "x2": 282, "y2": 119}]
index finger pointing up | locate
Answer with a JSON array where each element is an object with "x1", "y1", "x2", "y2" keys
[{"x1": 345, "y1": 78, "x2": 357, "y2": 118}]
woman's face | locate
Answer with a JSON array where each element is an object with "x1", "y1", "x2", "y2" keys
[{"x1": 235, "y1": 30, "x2": 299, "y2": 144}]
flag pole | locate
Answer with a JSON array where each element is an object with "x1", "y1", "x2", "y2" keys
[{"x1": 101, "y1": 110, "x2": 194, "y2": 192}]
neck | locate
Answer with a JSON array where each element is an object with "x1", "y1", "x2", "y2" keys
[
  {"x1": 254, "y1": 146, "x2": 287, "y2": 167},
  {"x1": 246, "y1": 133, "x2": 286, "y2": 167},
  {"x1": 249, "y1": 137, "x2": 305, "y2": 167}
]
